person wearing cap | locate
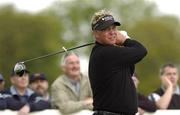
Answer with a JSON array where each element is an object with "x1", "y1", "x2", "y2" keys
[
  {"x1": 89, "y1": 9, "x2": 147, "y2": 115},
  {"x1": 148, "y1": 63, "x2": 180, "y2": 109},
  {"x1": 1, "y1": 64, "x2": 50, "y2": 115},
  {"x1": 29, "y1": 73, "x2": 50, "y2": 101},
  {"x1": 0, "y1": 74, "x2": 5, "y2": 91},
  {"x1": 51, "y1": 51, "x2": 93, "y2": 114},
  {"x1": 0, "y1": 73, "x2": 7, "y2": 110}
]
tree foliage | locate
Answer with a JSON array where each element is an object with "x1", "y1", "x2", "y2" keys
[
  {"x1": 0, "y1": 5, "x2": 61, "y2": 86},
  {"x1": 46, "y1": 0, "x2": 180, "y2": 94},
  {"x1": 129, "y1": 16, "x2": 180, "y2": 94},
  {"x1": 0, "y1": 0, "x2": 180, "y2": 95}
]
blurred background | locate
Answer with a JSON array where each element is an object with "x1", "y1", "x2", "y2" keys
[{"x1": 0, "y1": 0, "x2": 180, "y2": 95}]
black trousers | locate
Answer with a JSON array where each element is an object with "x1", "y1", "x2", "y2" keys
[{"x1": 93, "y1": 111, "x2": 135, "y2": 115}]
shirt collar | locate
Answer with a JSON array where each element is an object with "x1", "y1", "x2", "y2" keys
[
  {"x1": 10, "y1": 86, "x2": 34, "y2": 97},
  {"x1": 161, "y1": 85, "x2": 180, "y2": 95},
  {"x1": 64, "y1": 75, "x2": 80, "y2": 85},
  {"x1": 174, "y1": 86, "x2": 180, "y2": 95}
]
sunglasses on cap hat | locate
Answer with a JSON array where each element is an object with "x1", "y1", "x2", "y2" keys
[{"x1": 12, "y1": 62, "x2": 29, "y2": 77}]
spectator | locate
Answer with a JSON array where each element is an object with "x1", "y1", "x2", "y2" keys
[
  {"x1": 0, "y1": 73, "x2": 6, "y2": 110},
  {"x1": 0, "y1": 93, "x2": 6, "y2": 110},
  {"x1": 1, "y1": 64, "x2": 50, "y2": 115},
  {"x1": 148, "y1": 63, "x2": 180, "y2": 109},
  {"x1": 0, "y1": 74, "x2": 5, "y2": 91},
  {"x1": 51, "y1": 52, "x2": 93, "y2": 114},
  {"x1": 132, "y1": 73, "x2": 157, "y2": 115},
  {"x1": 29, "y1": 73, "x2": 50, "y2": 101}
]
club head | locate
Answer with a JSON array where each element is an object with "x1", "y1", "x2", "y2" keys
[{"x1": 13, "y1": 62, "x2": 27, "y2": 77}]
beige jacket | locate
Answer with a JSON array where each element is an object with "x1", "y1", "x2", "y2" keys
[{"x1": 51, "y1": 74, "x2": 93, "y2": 114}]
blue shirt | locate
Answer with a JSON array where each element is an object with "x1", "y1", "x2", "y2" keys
[
  {"x1": 1, "y1": 86, "x2": 51, "y2": 111},
  {"x1": 10, "y1": 86, "x2": 34, "y2": 103}
]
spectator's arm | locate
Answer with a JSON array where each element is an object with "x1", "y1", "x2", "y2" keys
[
  {"x1": 5, "y1": 96, "x2": 26, "y2": 110},
  {"x1": 28, "y1": 96, "x2": 51, "y2": 112},
  {"x1": 138, "y1": 93, "x2": 157, "y2": 112},
  {"x1": 0, "y1": 94, "x2": 7, "y2": 110},
  {"x1": 155, "y1": 87, "x2": 173, "y2": 109},
  {"x1": 155, "y1": 77, "x2": 173, "y2": 109}
]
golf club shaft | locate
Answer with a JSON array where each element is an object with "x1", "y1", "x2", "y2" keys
[{"x1": 21, "y1": 42, "x2": 94, "y2": 63}]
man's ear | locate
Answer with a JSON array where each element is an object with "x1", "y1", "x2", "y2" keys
[{"x1": 93, "y1": 31, "x2": 99, "y2": 38}]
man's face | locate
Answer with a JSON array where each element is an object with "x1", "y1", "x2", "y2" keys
[
  {"x1": 11, "y1": 73, "x2": 29, "y2": 89},
  {"x1": 62, "y1": 54, "x2": 80, "y2": 78},
  {"x1": 0, "y1": 80, "x2": 5, "y2": 91},
  {"x1": 93, "y1": 25, "x2": 118, "y2": 45},
  {"x1": 30, "y1": 79, "x2": 48, "y2": 96},
  {"x1": 161, "y1": 67, "x2": 179, "y2": 87}
]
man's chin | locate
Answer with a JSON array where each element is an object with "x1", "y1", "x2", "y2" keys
[
  {"x1": 70, "y1": 72, "x2": 80, "y2": 76},
  {"x1": 108, "y1": 39, "x2": 116, "y2": 44}
]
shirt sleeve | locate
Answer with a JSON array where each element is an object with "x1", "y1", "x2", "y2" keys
[
  {"x1": 148, "y1": 93, "x2": 161, "y2": 102},
  {"x1": 28, "y1": 94, "x2": 51, "y2": 112},
  {"x1": 0, "y1": 93, "x2": 7, "y2": 110},
  {"x1": 99, "y1": 39, "x2": 147, "y2": 65},
  {"x1": 138, "y1": 93, "x2": 157, "y2": 112}
]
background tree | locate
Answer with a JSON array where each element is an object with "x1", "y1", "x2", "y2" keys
[
  {"x1": 0, "y1": 5, "x2": 61, "y2": 86},
  {"x1": 129, "y1": 16, "x2": 180, "y2": 94},
  {"x1": 46, "y1": 0, "x2": 180, "y2": 94},
  {"x1": 0, "y1": 0, "x2": 180, "y2": 95}
]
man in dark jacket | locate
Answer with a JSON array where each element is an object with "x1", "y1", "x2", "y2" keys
[
  {"x1": 1, "y1": 64, "x2": 50, "y2": 115},
  {"x1": 29, "y1": 73, "x2": 50, "y2": 101},
  {"x1": 132, "y1": 73, "x2": 157, "y2": 114},
  {"x1": 89, "y1": 9, "x2": 147, "y2": 115}
]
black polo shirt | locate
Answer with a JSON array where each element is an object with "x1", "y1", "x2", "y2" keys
[{"x1": 89, "y1": 39, "x2": 147, "y2": 114}]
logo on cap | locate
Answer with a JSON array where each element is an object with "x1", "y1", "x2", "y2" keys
[
  {"x1": 101, "y1": 16, "x2": 113, "y2": 21},
  {"x1": 92, "y1": 15, "x2": 120, "y2": 30}
]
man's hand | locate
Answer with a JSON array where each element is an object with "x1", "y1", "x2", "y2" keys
[
  {"x1": 83, "y1": 97, "x2": 93, "y2": 106},
  {"x1": 161, "y1": 76, "x2": 173, "y2": 90},
  {"x1": 18, "y1": 104, "x2": 30, "y2": 115},
  {"x1": 138, "y1": 107, "x2": 145, "y2": 115},
  {"x1": 115, "y1": 30, "x2": 128, "y2": 45}
]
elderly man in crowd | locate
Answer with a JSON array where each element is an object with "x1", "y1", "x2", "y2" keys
[{"x1": 51, "y1": 52, "x2": 93, "y2": 114}]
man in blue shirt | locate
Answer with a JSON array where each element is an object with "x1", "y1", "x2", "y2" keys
[{"x1": 1, "y1": 64, "x2": 50, "y2": 115}]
